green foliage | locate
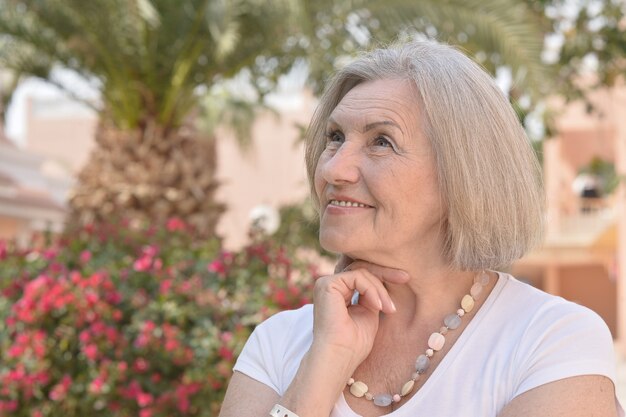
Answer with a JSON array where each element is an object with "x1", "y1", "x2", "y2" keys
[
  {"x1": 532, "y1": 0, "x2": 626, "y2": 104},
  {"x1": 0, "y1": 0, "x2": 300, "y2": 129},
  {"x1": 0, "y1": 0, "x2": 547, "y2": 128},
  {"x1": 272, "y1": 201, "x2": 335, "y2": 259},
  {"x1": 0, "y1": 219, "x2": 316, "y2": 416}
]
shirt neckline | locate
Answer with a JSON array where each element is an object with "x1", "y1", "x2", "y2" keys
[{"x1": 336, "y1": 271, "x2": 510, "y2": 417}]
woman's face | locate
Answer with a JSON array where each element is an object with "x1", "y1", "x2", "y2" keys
[{"x1": 314, "y1": 78, "x2": 444, "y2": 262}]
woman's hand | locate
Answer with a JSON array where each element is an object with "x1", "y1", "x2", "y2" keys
[{"x1": 311, "y1": 255, "x2": 410, "y2": 372}]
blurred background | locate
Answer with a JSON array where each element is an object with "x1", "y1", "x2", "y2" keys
[{"x1": 0, "y1": 0, "x2": 625, "y2": 415}]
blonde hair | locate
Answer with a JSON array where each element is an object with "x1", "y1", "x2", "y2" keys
[{"x1": 304, "y1": 39, "x2": 544, "y2": 271}]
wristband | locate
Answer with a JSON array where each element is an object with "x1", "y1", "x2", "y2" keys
[{"x1": 269, "y1": 404, "x2": 299, "y2": 417}]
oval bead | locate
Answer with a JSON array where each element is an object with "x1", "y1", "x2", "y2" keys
[
  {"x1": 461, "y1": 294, "x2": 475, "y2": 313},
  {"x1": 428, "y1": 332, "x2": 445, "y2": 351},
  {"x1": 373, "y1": 394, "x2": 393, "y2": 407},
  {"x1": 349, "y1": 381, "x2": 368, "y2": 398},
  {"x1": 470, "y1": 282, "x2": 483, "y2": 298},
  {"x1": 393, "y1": 394, "x2": 402, "y2": 403},
  {"x1": 444, "y1": 313, "x2": 461, "y2": 330},
  {"x1": 401, "y1": 380, "x2": 415, "y2": 396},
  {"x1": 474, "y1": 271, "x2": 490, "y2": 285},
  {"x1": 415, "y1": 354, "x2": 430, "y2": 373}
]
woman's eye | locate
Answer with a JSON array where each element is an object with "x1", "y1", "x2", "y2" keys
[
  {"x1": 374, "y1": 136, "x2": 393, "y2": 148},
  {"x1": 325, "y1": 130, "x2": 344, "y2": 144}
]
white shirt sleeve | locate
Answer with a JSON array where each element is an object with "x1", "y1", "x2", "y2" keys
[
  {"x1": 233, "y1": 311, "x2": 292, "y2": 394},
  {"x1": 511, "y1": 299, "x2": 617, "y2": 398},
  {"x1": 232, "y1": 305, "x2": 313, "y2": 395}
]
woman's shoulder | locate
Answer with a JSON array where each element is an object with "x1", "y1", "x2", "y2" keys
[
  {"x1": 490, "y1": 273, "x2": 618, "y2": 398},
  {"x1": 494, "y1": 272, "x2": 607, "y2": 322}
]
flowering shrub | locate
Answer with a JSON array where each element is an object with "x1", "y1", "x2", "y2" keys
[{"x1": 0, "y1": 219, "x2": 318, "y2": 416}]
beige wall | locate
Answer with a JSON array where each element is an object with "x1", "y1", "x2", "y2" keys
[
  {"x1": 215, "y1": 94, "x2": 316, "y2": 248},
  {"x1": 25, "y1": 98, "x2": 98, "y2": 174},
  {"x1": 0, "y1": 217, "x2": 21, "y2": 240}
]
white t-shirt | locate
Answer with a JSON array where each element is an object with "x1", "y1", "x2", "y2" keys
[{"x1": 234, "y1": 272, "x2": 620, "y2": 416}]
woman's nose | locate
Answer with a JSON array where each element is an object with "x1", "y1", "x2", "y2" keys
[{"x1": 319, "y1": 143, "x2": 360, "y2": 185}]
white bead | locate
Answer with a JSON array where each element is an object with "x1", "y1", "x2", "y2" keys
[
  {"x1": 457, "y1": 308, "x2": 465, "y2": 317},
  {"x1": 461, "y1": 294, "x2": 475, "y2": 313},
  {"x1": 428, "y1": 332, "x2": 445, "y2": 351},
  {"x1": 349, "y1": 381, "x2": 368, "y2": 397}
]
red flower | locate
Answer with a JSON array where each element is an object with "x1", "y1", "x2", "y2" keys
[
  {"x1": 160, "y1": 279, "x2": 172, "y2": 295},
  {"x1": 79, "y1": 250, "x2": 92, "y2": 263},
  {"x1": 133, "y1": 358, "x2": 149, "y2": 373},
  {"x1": 133, "y1": 255, "x2": 152, "y2": 272},
  {"x1": 166, "y1": 217, "x2": 186, "y2": 232},
  {"x1": 83, "y1": 344, "x2": 99, "y2": 361},
  {"x1": 137, "y1": 392, "x2": 154, "y2": 407},
  {"x1": 218, "y1": 345, "x2": 234, "y2": 361},
  {"x1": 207, "y1": 260, "x2": 226, "y2": 275},
  {"x1": 89, "y1": 377, "x2": 105, "y2": 394}
]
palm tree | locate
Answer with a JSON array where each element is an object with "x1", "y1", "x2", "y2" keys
[{"x1": 0, "y1": 0, "x2": 546, "y2": 238}]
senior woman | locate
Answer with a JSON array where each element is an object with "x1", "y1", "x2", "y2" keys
[{"x1": 220, "y1": 40, "x2": 621, "y2": 417}]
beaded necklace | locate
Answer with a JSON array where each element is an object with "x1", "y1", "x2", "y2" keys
[{"x1": 345, "y1": 270, "x2": 491, "y2": 407}]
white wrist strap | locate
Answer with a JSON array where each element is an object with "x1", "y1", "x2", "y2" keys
[{"x1": 269, "y1": 404, "x2": 299, "y2": 417}]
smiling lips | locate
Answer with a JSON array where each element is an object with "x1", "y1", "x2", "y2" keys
[{"x1": 327, "y1": 199, "x2": 373, "y2": 209}]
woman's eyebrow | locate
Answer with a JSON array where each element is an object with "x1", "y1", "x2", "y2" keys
[
  {"x1": 362, "y1": 120, "x2": 402, "y2": 133},
  {"x1": 327, "y1": 117, "x2": 402, "y2": 133}
]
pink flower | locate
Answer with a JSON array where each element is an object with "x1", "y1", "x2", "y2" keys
[
  {"x1": 208, "y1": 260, "x2": 226, "y2": 275},
  {"x1": 84, "y1": 344, "x2": 99, "y2": 361},
  {"x1": 89, "y1": 377, "x2": 105, "y2": 394},
  {"x1": 160, "y1": 279, "x2": 172, "y2": 295},
  {"x1": 133, "y1": 358, "x2": 149, "y2": 373},
  {"x1": 143, "y1": 321, "x2": 156, "y2": 332},
  {"x1": 137, "y1": 392, "x2": 154, "y2": 407},
  {"x1": 79, "y1": 250, "x2": 92, "y2": 263},
  {"x1": 133, "y1": 255, "x2": 152, "y2": 272},
  {"x1": 42, "y1": 249, "x2": 57, "y2": 260},
  {"x1": 31, "y1": 410, "x2": 43, "y2": 417},
  {"x1": 134, "y1": 334, "x2": 149, "y2": 348},
  {"x1": 49, "y1": 375, "x2": 72, "y2": 401},
  {"x1": 0, "y1": 400, "x2": 18, "y2": 412},
  {"x1": 166, "y1": 217, "x2": 186, "y2": 232},
  {"x1": 117, "y1": 362, "x2": 128, "y2": 373},
  {"x1": 164, "y1": 339, "x2": 179, "y2": 352},
  {"x1": 139, "y1": 409, "x2": 153, "y2": 417},
  {"x1": 218, "y1": 345, "x2": 234, "y2": 361}
]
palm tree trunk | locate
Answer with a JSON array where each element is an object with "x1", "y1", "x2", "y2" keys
[{"x1": 68, "y1": 119, "x2": 225, "y2": 238}]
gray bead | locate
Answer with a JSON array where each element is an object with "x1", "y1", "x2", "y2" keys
[
  {"x1": 415, "y1": 354, "x2": 430, "y2": 373},
  {"x1": 373, "y1": 393, "x2": 393, "y2": 407},
  {"x1": 444, "y1": 313, "x2": 462, "y2": 330}
]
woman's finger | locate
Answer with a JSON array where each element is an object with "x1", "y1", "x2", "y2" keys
[{"x1": 316, "y1": 270, "x2": 383, "y2": 313}]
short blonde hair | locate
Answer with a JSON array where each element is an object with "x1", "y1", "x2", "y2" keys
[{"x1": 304, "y1": 39, "x2": 544, "y2": 271}]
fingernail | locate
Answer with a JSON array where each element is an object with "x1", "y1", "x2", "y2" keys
[
  {"x1": 378, "y1": 299, "x2": 383, "y2": 310},
  {"x1": 390, "y1": 300, "x2": 397, "y2": 312}
]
